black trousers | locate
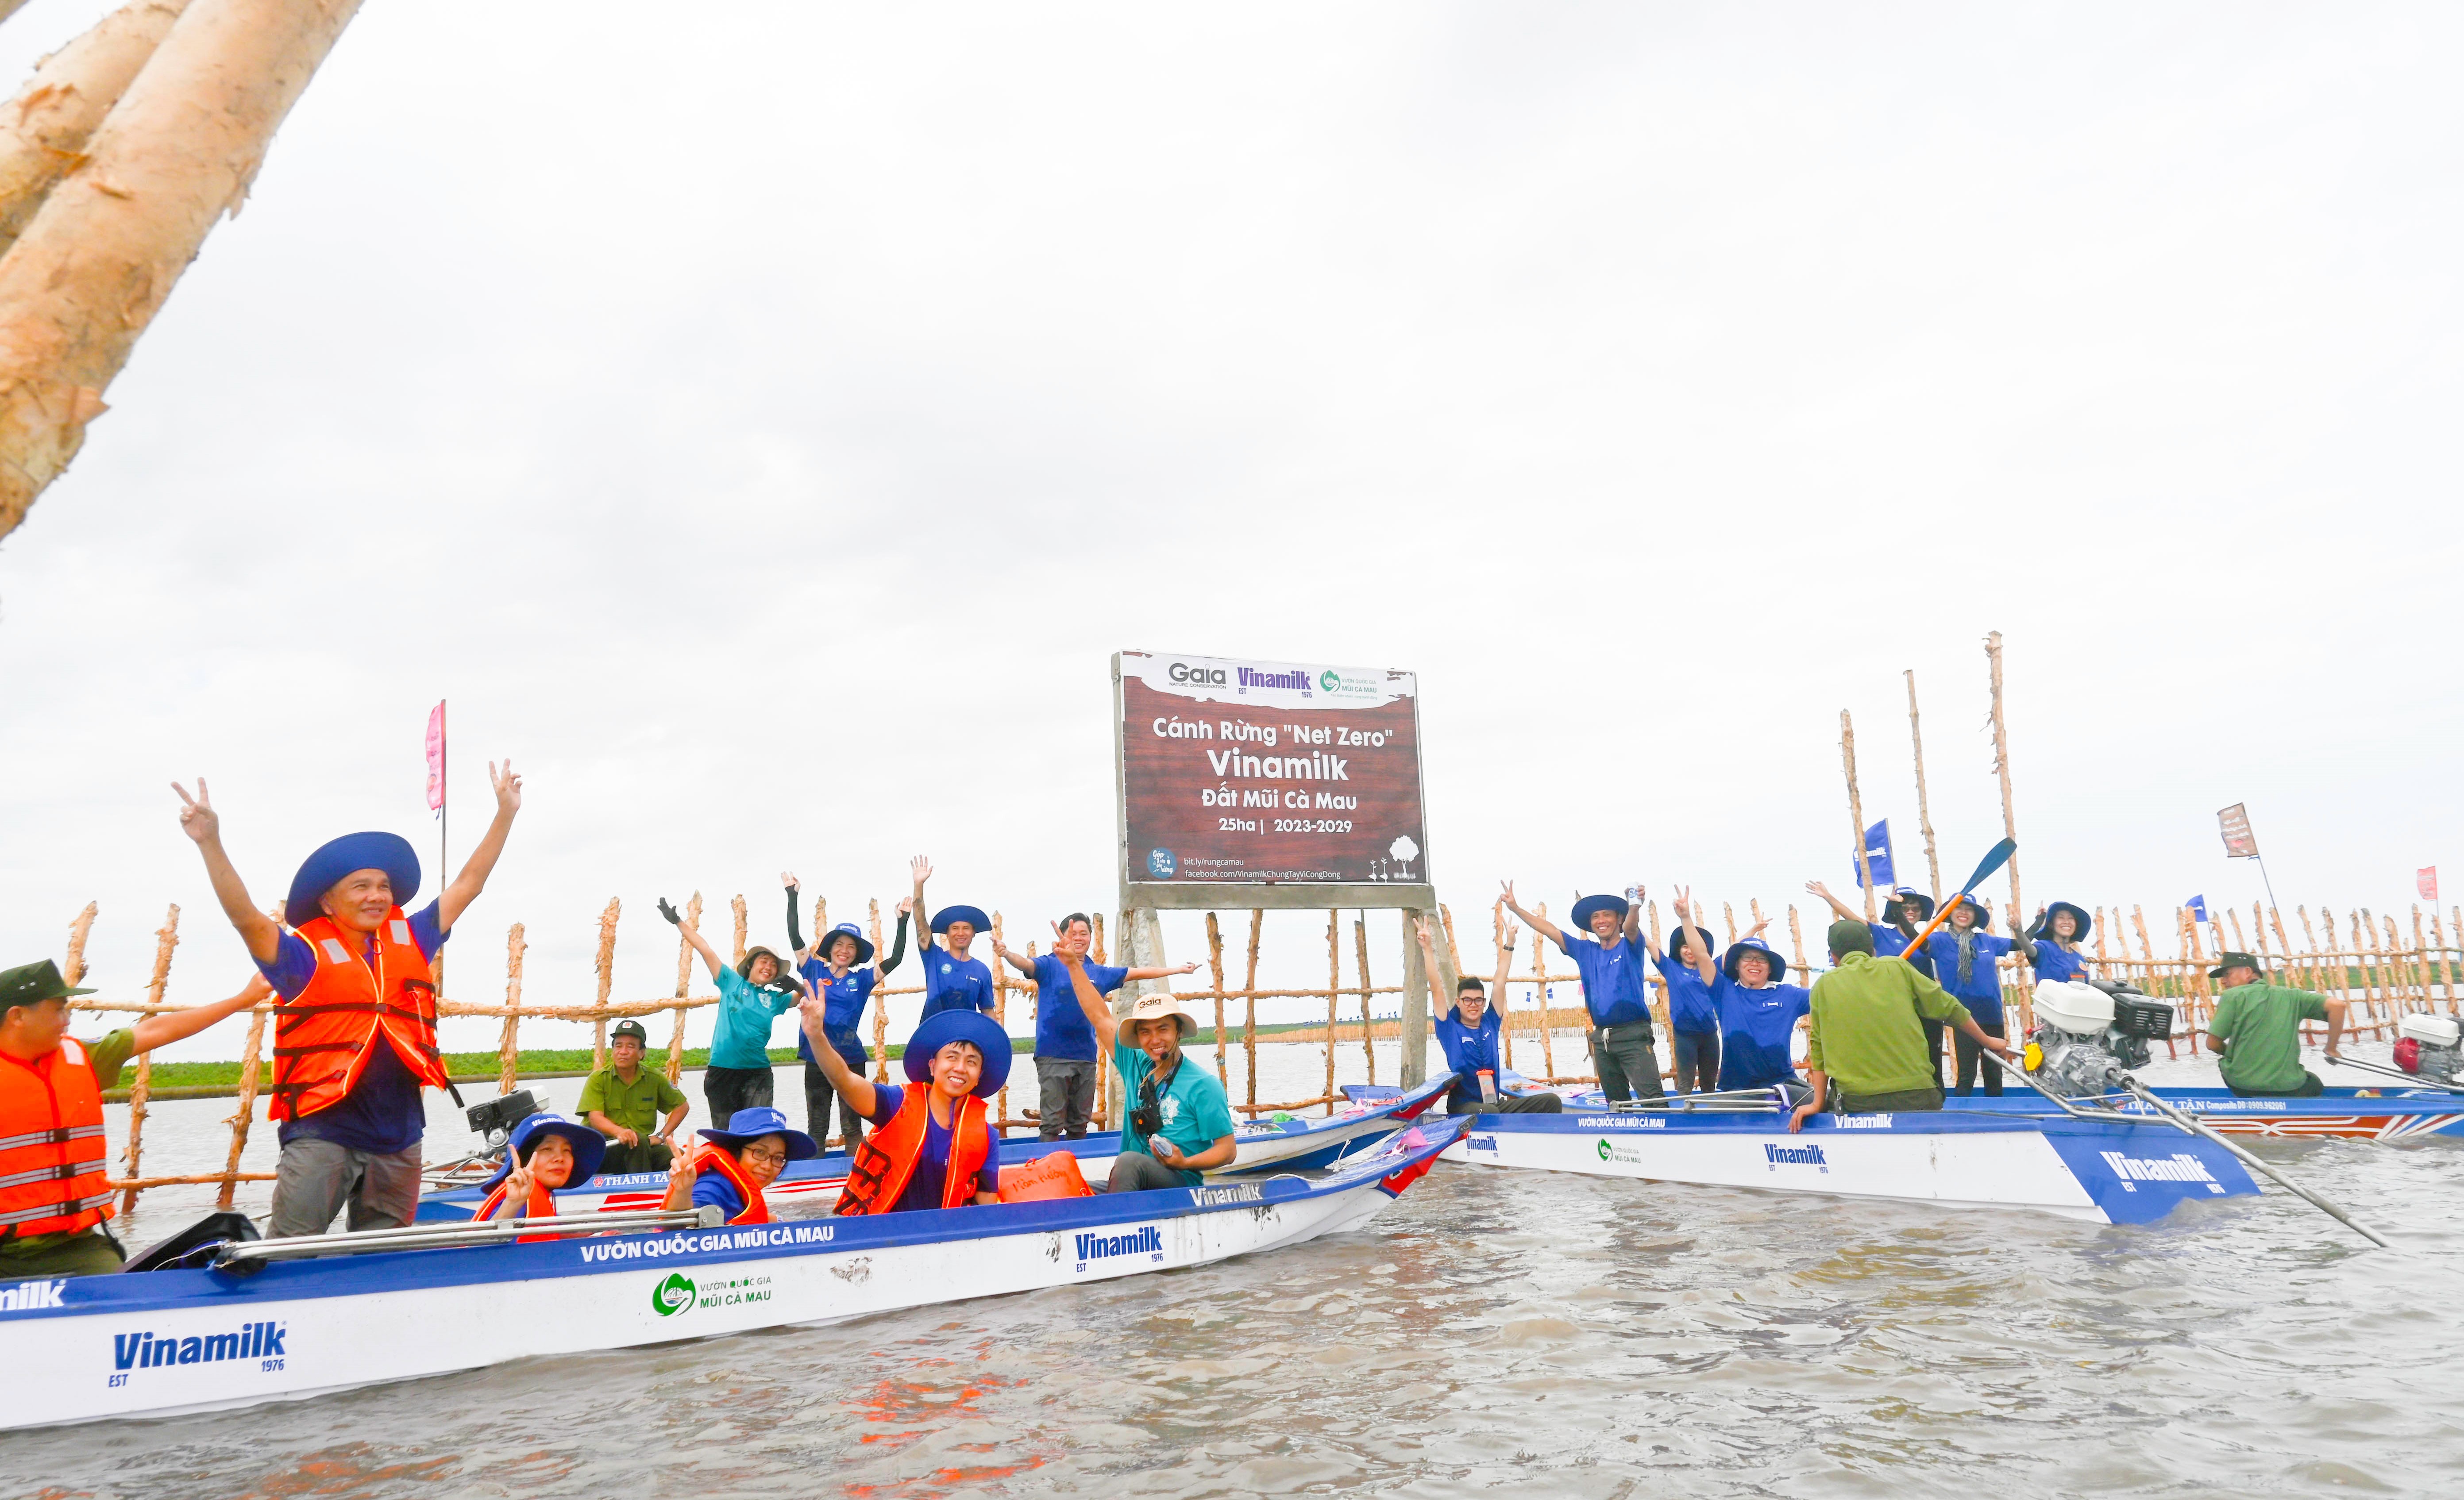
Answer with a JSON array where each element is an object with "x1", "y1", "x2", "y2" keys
[
  {"x1": 802, "y1": 1058, "x2": 867, "y2": 1150},
  {"x1": 704, "y1": 1064, "x2": 774, "y2": 1129},
  {"x1": 2229, "y1": 1070, "x2": 2324, "y2": 1098},
  {"x1": 1954, "y1": 1024, "x2": 2006, "y2": 1097}
]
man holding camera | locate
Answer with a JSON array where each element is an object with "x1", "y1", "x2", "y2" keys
[
  {"x1": 1056, "y1": 949, "x2": 1236, "y2": 1192},
  {"x1": 578, "y1": 1019, "x2": 690, "y2": 1173}
]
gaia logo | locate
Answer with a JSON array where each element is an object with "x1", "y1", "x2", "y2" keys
[
  {"x1": 1596, "y1": 1139, "x2": 1612, "y2": 1161},
  {"x1": 1318, "y1": 669, "x2": 1340, "y2": 692},
  {"x1": 652, "y1": 1272, "x2": 697, "y2": 1317}
]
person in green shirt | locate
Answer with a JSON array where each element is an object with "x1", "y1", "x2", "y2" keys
[
  {"x1": 1787, "y1": 921, "x2": 2018, "y2": 1133},
  {"x1": 1056, "y1": 952, "x2": 1237, "y2": 1192},
  {"x1": 2203, "y1": 952, "x2": 2344, "y2": 1097},
  {"x1": 0, "y1": 959, "x2": 269, "y2": 1275},
  {"x1": 576, "y1": 1019, "x2": 690, "y2": 1174}
]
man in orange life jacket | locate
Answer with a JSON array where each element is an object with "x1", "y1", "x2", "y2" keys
[
  {"x1": 800, "y1": 1000, "x2": 1009, "y2": 1214},
  {"x1": 1, "y1": 960, "x2": 267, "y2": 1276},
  {"x1": 173, "y1": 762, "x2": 524, "y2": 1238}
]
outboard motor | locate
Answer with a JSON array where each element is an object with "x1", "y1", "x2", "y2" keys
[
  {"x1": 2395, "y1": 1012, "x2": 2464, "y2": 1084},
  {"x1": 2025, "y1": 978, "x2": 2175, "y2": 1098}
]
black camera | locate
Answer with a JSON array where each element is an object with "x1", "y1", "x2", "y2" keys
[
  {"x1": 466, "y1": 1089, "x2": 540, "y2": 1147},
  {"x1": 1130, "y1": 1076, "x2": 1164, "y2": 1137}
]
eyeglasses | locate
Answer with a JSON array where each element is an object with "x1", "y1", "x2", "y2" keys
[{"x1": 741, "y1": 1146, "x2": 788, "y2": 1168}]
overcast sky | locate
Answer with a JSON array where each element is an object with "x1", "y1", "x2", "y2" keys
[{"x1": 3, "y1": 2, "x2": 2459, "y2": 1058}]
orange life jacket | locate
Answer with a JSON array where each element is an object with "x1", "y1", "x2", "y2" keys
[
  {"x1": 0, "y1": 1037, "x2": 116, "y2": 1239},
  {"x1": 473, "y1": 1175, "x2": 563, "y2": 1243},
  {"x1": 996, "y1": 1147, "x2": 1093, "y2": 1204},
  {"x1": 835, "y1": 1086, "x2": 991, "y2": 1216},
  {"x1": 270, "y1": 910, "x2": 453, "y2": 1122},
  {"x1": 691, "y1": 1142, "x2": 771, "y2": 1225}
]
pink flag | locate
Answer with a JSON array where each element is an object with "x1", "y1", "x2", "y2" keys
[
  {"x1": 2420, "y1": 867, "x2": 2439, "y2": 902},
  {"x1": 424, "y1": 701, "x2": 447, "y2": 813}
]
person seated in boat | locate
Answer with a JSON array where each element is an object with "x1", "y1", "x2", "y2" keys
[
  {"x1": 1, "y1": 961, "x2": 269, "y2": 1277},
  {"x1": 910, "y1": 855, "x2": 996, "y2": 1019},
  {"x1": 1675, "y1": 920, "x2": 1812, "y2": 1103},
  {"x1": 1431, "y1": 972, "x2": 1566, "y2": 1118},
  {"x1": 801, "y1": 1003, "x2": 1007, "y2": 1214},
  {"x1": 1788, "y1": 921, "x2": 2020, "y2": 1132},
  {"x1": 1500, "y1": 882, "x2": 1666, "y2": 1104},
  {"x1": 2204, "y1": 951, "x2": 2345, "y2": 1098},
  {"x1": 659, "y1": 897, "x2": 808, "y2": 1130},
  {"x1": 1642, "y1": 888, "x2": 1721, "y2": 1093},
  {"x1": 475, "y1": 1112, "x2": 606, "y2": 1240},
  {"x1": 2024, "y1": 902, "x2": 2092, "y2": 986},
  {"x1": 578, "y1": 1020, "x2": 690, "y2": 1175},
  {"x1": 1919, "y1": 899, "x2": 2018, "y2": 1097},
  {"x1": 174, "y1": 766, "x2": 524, "y2": 1239},
  {"x1": 1057, "y1": 954, "x2": 1239, "y2": 1192},
  {"x1": 661, "y1": 1105, "x2": 820, "y2": 1225},
  {"x1": 1807, "y1": 880, "x2": 1945, "y2": 1084},
  {"x1": 784, "y1": 874, "x2": 912, "y2": 1151},
  {"x1": 994, "y1": 913, "x2": 1197, "y2": 1143}
]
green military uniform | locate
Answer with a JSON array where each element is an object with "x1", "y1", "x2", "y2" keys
[
  {"x1": 1806, "y1": 950, "x2": 1974, "y2": 1112},
  {"x1": 2209, "y1": 981, "x2": 2330, "y2": 1095},
  {"x1": 575, "y1": 1063, "x2": 687, "y2": 1174},
  {"x1": 1, "y1": 1027, "x2": 135, "y2": 1276}
]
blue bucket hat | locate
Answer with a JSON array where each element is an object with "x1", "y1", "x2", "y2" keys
[
  {"x1": 1722, "y1": 936, "x2": 1789, "y2": 984},
  {"x1": 285, "y1": 831, "x2": 420, "y2": 927},
  {"x1": 1883, "y1": 887, "x2": 1937, "y2": 923},
  {"x1": 930, "y1": 904, "x2": 991, "y2": 935},
  {"x1": 480, "y1": 1112, "x2": 606, "y2": 1194},
  {"x1": 697, "y1": 1105, "x2": 820, "y2": 1161},
  {"x1": 1569, "y1": 894, "x2": 1629, "y2": 931},
  {"x1": 816, "y1": 921, "x2": 874, "y2": 964},
  {"x1": 904, "y1": 1010, "x2": 1012, "y2": 1098},
  {"x1": 2041, "y1": 901, "x2": 2092, "y2": 942}
]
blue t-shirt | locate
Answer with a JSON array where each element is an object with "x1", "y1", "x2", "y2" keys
[
  {"x1": 794, "y1": 960, "x2": 876, "y2": 1066},
  {"x1": 1554, "y1": 931, "x2": 1652, "y2": 1029},
  {"x1": 1031, "y1": 956, "x2": 1128, "y2": 1060},
  {"x1": 861, "y1": 1084, "x2": 1002, "y2": 1212},
  {"x1": 1113, "y1": 1042, "x2": 1239, "y2": 1186},
  {"x1": 1713, "y1": 977, "x2": 1810, "y2": 1089},
  {"x1": 2032, "y1": 944, "x2": 2087, "y2": 985},
  {"x1": 1432, "y1": 1006, "x2": 1504, "y2": 1109},
  {"x1": 918, "y1": 939, "x2": 996, "y2": 1019},
  {"x1": 691, "y1": 1168, "x2": 746, "y2": 1220},
  {"x1": 258, "y1": 900, "x2": 448, "y2": 1155},
  {"x1": 1923, "y1": 931, "x2": 2016, "y2": 1026},
  {"x1": 1655, "y1": 951, "x2": 1718, "y2": 1035},
  {"x1": 1870, "y1": 924, "x2": 1937, "y2": 981},
  {"x1": 709, "y1": 967, "x2": 799, "y2": 1070}
]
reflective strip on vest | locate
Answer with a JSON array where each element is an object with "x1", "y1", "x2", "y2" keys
[
  {"x1": 0, "y1": 1190, "x2": 117, "y2": 1228},
  {"x1": 390, "y1": 919, "x2": 413, "y2": 946},
  {"x1": 0, "y1": 1124, "x2": 104, "y2": 1153},
  {"x1": 0, "y1": 1036, "x2": 114, "y2": 1236},
  {"x1": 0, "y1": 1158, "x2": 104, "y2": 1190},
  {"x1": 320, "y1": 938, "x2": 353, "y2": 964}
]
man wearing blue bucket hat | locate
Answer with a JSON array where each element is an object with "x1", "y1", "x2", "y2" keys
[
  {"x1": 799, "y1": 1000, "x2": 1008, "y2": 1214},
  {"x1": 908, "y1": 856, "x2": 995, "y2": 1019},
  {"x1": 173, "y1": 762, "x2": 524, "y2": 1238},
  {"x1": 1500, "y1": 882, "x2": 1668, "y2": 1104}
]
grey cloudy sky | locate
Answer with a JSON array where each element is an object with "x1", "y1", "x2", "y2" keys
[{"x1": 4, "y1": 2, "x2": 2459, "y2": 1057}]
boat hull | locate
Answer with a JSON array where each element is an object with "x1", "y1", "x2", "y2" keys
[
  {"x1": 1943, "y1": 1089, "x2": 2464, "y2": 1142},
  {"x1": 1443, "y1": 1110, "x2": 2259, "y2": 1224},
  {"x1": 0, "y1": 1118, "x2": 1468, "y2": 1431}
]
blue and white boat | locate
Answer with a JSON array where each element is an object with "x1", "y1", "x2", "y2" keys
[
  {"x1": 418, "y1": 1071, "x2": 1457, "y2": 1222},
  {"x1": 0, "y1": 1116, "x2": 1469, "y2": 1431},
  {"x1": 1943, "y1": 1087, "x2": 2464, "y2": 1143}
]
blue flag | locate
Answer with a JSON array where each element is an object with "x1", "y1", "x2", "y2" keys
[
  {"x1": 2186, "y1": 894, "x2": 2209, "y2": 923},
  {"x1": 1854, "y1": 819, "x2": 1894, "y2": 888}
]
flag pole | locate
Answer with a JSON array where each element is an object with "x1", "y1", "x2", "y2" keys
[{"x1": 1841, "y1": 710, "x2": 1876, "y2": 921}]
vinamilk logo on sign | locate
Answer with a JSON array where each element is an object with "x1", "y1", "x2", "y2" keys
[{"x1": 653, "y1": 1272, "x2": 696, "y2": 1317}]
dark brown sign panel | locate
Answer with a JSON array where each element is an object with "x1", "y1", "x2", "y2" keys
[{"x1": 1115, "y1": 652, "x2": 1429, "y2": 905}]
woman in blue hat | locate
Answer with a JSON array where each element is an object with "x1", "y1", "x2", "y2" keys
[
  {"x1": 476, "y1": 1112, "x2": 606, "y2": 1242},
  {"x1": 1674, "y1": 919, "x2": 1811, "y2": 1099},
  {"x1": 1920, "y1": 900, "x2": 2018, "y2": 1096},
  {"x1": 172, "y1": 763, "x2": 524, "y2": 1238},
  {"x1": 909, "y1": 855, "x2": 995, "y2": 1019},
  {"x1": 783, "y1": 874, "x2": 913, "y2": 1151},
  {"x1": 799, "y1": 1000, "x2": 1009, "y2": 1215},
  {"x1": 2025, "y1": 902, "x2": 2092, "y2": 986},
  {"x1": 659, "y1": 1105, "x2": 819, "y2": 1226},
  {"x1": 1640, "y1": 888, "x2": 1723, "y2": 1093}
]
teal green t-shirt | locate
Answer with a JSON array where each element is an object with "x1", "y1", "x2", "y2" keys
[
  {"x1": 709, "y1": 968, "x2": 798, "y2": 1070},
  {"x1": 1112, "y1": 1042, "x2": 1238, "y2": 1185}
]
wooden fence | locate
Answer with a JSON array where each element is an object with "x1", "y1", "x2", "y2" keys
[{"x1": 54, "y1": 889, "x2": 2464, "y2": 1216}]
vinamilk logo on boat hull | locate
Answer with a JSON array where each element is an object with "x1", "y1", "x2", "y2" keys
[
  {"x1": 1764, "y1": 1142, "x2": 1828, "y2": 1173},
  {"x1": 1075, "y1": 1225, "x2": 1164, "y2": 1272},
  {"x1": 107, "y1": 1321, "x2": 287, "y2": 1384}
]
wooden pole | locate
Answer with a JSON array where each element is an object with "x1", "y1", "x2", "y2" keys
[
  {"x1": 1091, "y1": 912, "x2": 1107, "y2": 965},
  {"x1": 1906, "y1": 668, "x2": 1943, "y2": 896},
  {"x1": 1841, "y1": 709, "x2": 1877, "y2": 920},
  {"x1": 216, "y1": 983, "x2": 269, "y2": 1210},
  {"x1": 1205, "y1": 912, "x2": 1229, "y2": 1086},
  {"x1": 730, "y1": 893, "x2": 748, "y2": 967},
  {"x1": 590, "y1": 898, "x2": 619, "y2": 1071},
  {"x1": 62, "y1": 901, "x2": 97, "y2": 985},
  {"x1": 495, "y1": 921, "x2": 525, "y2": 1096},
  {"x1": 664, "y1": 893, "x2": 700, "y2": 1084},
  {"x1": 1354, "y1": 914, "x2": 1376, "y2": 1084},
  {"x1": 1787, "y1": 904, "x2": 1807, "y2": 980},
  {"x1": 1324, "y1": 909, "x2": 1341, "y2": 1114},
  {"x1": 1531, "y1": 903, "x2": 1558, "y2": 1081},
  {"x1": 0, "y1": 3, "x2": 192, "y2": 257},
  {"x1": 991, "y1": 912, "x2": 1009, "y2": 1137},
  {"x1": 1983, "y1": 631, "x2": 2031, "y2": 1033},
  {"x1": 869, "y1": 899, "x2": 889, "y2": 1083},
  {"x1": 1492, "y1": 900, "x2": 1517, "y2": 1072},
  {"x1": 1242, "y1": 909, "x2": 1262, "y2": 1115},
  {"x1": 117, "y1": 903, "x2": 179, "y2": 1215}
]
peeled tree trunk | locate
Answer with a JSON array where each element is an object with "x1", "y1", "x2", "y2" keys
[
  {"x1": 0, "y1": 0, "x2": 360, "y2": 541},
  {"x1": 0, "y1": 2, "x2": 193, "y2": 258}
]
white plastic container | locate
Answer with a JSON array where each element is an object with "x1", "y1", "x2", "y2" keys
[
  {"x1": 2398, "y1": 1012, "x2": 2461, "y2": 1048},
  {"x1": 2032, "y1": 980, "x2": 2116, "y2": 1036}
]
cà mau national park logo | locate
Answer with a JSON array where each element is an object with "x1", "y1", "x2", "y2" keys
[{"x1": 652, "y1": 1272, "x2": 697, "y2": 1317}]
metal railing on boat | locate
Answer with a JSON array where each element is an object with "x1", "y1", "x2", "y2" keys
[{"x1": 214, "y1": 1205, "x2": 725, "y2": 1270}]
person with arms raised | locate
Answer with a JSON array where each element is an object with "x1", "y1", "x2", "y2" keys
[
  {"x1": 995, "y1": 912, "x2": 1195, "y2": 1142},
  {"x1": 910, "y1": 856, "x2": 995, "y2": 1019},
  {"x1": 1500, "y1": 882, "x2": 1667, "y2": 1104},
  {"x1": 173, "y1": 762, "x2": 522, "y2": 1238},
  {"x1": 1058, "y1": 951, "x2": 1238, "y2": 1192},
  {"x1": 1, "y1": 961, "x2": 267, "y2": 1275},
  {"x1": 783, "y1": 873, "x2": 911, "y2": 1150},
  {"x1": 1671, "y1": 911, "x2": 1810, "y2": 1102},
  {"x1": 1643, "y1": 888, "x2": 1723, "y2": 1093},
  {"x1": 2024, "y1": 901, "x2": 2094, "y2": 986},
  {"x1": 1920, "y1": 900, "x2": 2019, "y2": 1096},
  {"x1": 1415, "y1": 917, "x2": 1563, "y2": 1116},
  {"x1": 800, "y1": 1001, "x2": 1007, "y2": 1214},
  {"x1": 659, "y1": 896, "x2": 807, "y2": 1128}
]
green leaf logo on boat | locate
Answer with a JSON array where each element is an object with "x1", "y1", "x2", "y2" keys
[
  {"x1": 1319, "y1": 670, "x2": 1341, "y2": 692},
  {"x1": 1596, "y1": 1139, "x2": 1612, "y2": 1161},
  {"x1": 652, "y1": 1272, "x2": 697, "y2": 1317}
]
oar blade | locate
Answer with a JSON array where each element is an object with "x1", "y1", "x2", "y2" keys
[{"x1": 1961, "y1": 838, "x2": 2017, "y2": 894}]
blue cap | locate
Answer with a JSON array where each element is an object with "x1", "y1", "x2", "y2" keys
[
  {"x1": 285, "y1": 831, "x2": 420, "y2": 927},
  {"x1": 697, "y1": 1106, "x2": 819, "y2": 1161},
  {"x1": 904, "y1": 1010, "x2": 1012, "y2": 1098}
]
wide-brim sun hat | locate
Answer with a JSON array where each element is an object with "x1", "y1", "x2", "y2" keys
[
  {"x1": 698, "y1": 1105, "x2": 820, "y2": 1160},
  {"x1": 903, "y1": 1009, "x2": 1012, "y2": 1097},
  {"x1": 736, "y1": 946, "x2": 787, "y2": 982},
  {"x1": 480, "y1": 1112, "x2": 607, "y2": 1194},
  {"x1": 931, "y1": 904, "x2": 991, "y2": 935},
  {"x1": 817, "y1": 921, "x2": 875, "y2": 964},
  {"x1": 1569, "y1": 894, "x2": 1629, "y2": 930},
  {"x1": 1722, "y1": 937, "x2": 1788, "y2": 983},
  {"x1": 2044, "y1": 901, "x2": 2093, "y2": 942},
  {"x1": 1122, "y1": 990, "x2": 1202, "y2": 1042},
  {"x1": 1946, "y1": 899, "x2": 1991, "y2": 931},
  {"x1": 285, "y1": 831, "x2": 420, "y2": 927},
  {"x1": 1884, "y1": 888, "x2": 1937, "y2": 923}
]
